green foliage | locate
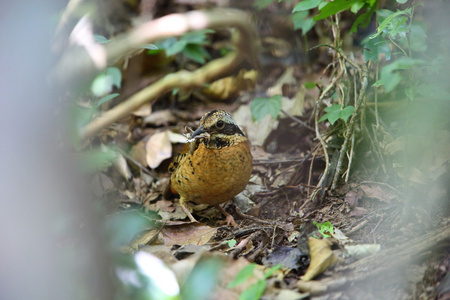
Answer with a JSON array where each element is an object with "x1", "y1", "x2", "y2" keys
[
  {"x1": 97, "y1": 93, "x2": 119, "y2": 106},
  {"x1": 77, "y1": 147, "x2": 118, "y2": 173},
  {"x1": 362, "y1": 35, "x2": 391, "y2": 63},
  {"x1": 182, "y1": 258, "x2": 223, "y2": 300},
  {"x1": 91, "y1": 67, "x2": 122, "y2": 96},
  {"x1": 253, "y1": 0, "x2": 275, "y2": 10},
  {"x1": 312, "y1": 0, "x2": 376, "y2": 22},
  {"x1": 227, "y1": 239, "x2": 237, "y2": 247},
  {"x1": 313, "y1": 221, "x2": 334, "y2": 238},
  {"x1": 319, "y1": 104, "x2": 354, "y2": 125},
  {"x1": 304, "y1": 81, "x2": 318, "y2": 89},
  {"x1": 292, "y1": 11, "x2": 315, "y2": 34},
  {"x1": 250, "y1": 95, "x2": 282, "y2": 122},
  {"x1": 228, "y1": 263, "x2": 282, "y2": 300},
  {"x1": 228, "y1": 264, "x2": 256, "y2": 288},
  {"x1": 379, "y1": 57, "x2": 424, "y2": 92},
  {"x1": 149, "y1": 29, "x2": 214, "y2": 64},
  {"x1": 293, "y1": 0, "x2": 324, "y2": 12}
]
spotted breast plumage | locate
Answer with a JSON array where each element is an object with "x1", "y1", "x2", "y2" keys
[{"x1": 164, "y1": 110, "x2": 252, "y2": 226}]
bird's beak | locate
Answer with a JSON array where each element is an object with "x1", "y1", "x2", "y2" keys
[{"x1": 191, "y1": 125, "x2": 206, "y2": 138}]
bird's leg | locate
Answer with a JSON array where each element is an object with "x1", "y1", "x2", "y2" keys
[
  {"x1": 180, "y1": 198, "x2": 198, "y2": 223},
  {"x1": 215, "y1": 205, "x2": 238, "y2": 227}
]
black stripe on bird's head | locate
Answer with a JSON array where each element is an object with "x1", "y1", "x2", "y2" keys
[{"x1": 191, "y1": 110, "x2": 245, "y2": 138}]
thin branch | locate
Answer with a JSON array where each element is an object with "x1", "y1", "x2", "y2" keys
[{"x1": 64, "y1": 9, "x2": 259, "y2": 141}]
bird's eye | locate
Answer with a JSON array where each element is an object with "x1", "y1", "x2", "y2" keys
[{"x1": 216, "y1": 120, "x2": 225, "y2": 129}]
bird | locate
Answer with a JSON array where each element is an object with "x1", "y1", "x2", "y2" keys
[{"x1": 164, "y1": 109, "x2": 252, "y2": 226}]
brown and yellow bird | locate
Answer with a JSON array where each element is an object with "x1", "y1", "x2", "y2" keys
[{"x1": 164, "y1": 110, "x2": 252, "y2": 226}]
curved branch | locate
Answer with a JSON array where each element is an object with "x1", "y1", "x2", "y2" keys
[{"x1": 54, "y1": 9, "x2": 259, "y2": 141}]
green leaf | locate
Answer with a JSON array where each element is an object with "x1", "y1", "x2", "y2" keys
[
  {"x1": 380, "y1": 57, "x2": 424, "y2": 92},
  {"x1": 304, "y1": 82, "x2": 317, "y2": 89},
  {"x1": 182, "y1": 258, "x2": 222, "y2": 300},
  {"x1": 93, "y1": 34, "x2": 110, "y2": 44},
  {"x1": 239, "y1": 280, "x2": 266, "y2": 300},
  {"x1": 396, "y1": 0, "x2": 408, "y2": 3},
  {"x1": 362, "y1": 34, "x2": 391, "y2": 62},
  {"x1": 319, "y1": 104, "x2": 354, "y2": 125},
  {"x1": 78, "y1": 147, "x2": 118, "y2": 173},
  {"x1": 253, "y1": 0, "x2": 274, "y2": 10},
  {"x1": 97, "y1": 93, "x2": 119, "y2": 106},
  {"x1": 313, "y1": 221, "x2": 334, "y2": 238},
  {"x1": 350, "y1": 10, "x2": 374, "y2": 33},
  {"x1": 228, "y1": 264, "x2": 256, "y2": 288},
  {"x1": 314, "y1": 0, "x2": 361, "y2": 21},
  {"x1": 227, "y1": 239, "x2": 237, "y2": 247},
  {"x1": 292, "y1": 0, "x2": 323, "y2": 12},
  {"x1": 350, "y1": 2, "x2": 365, "y2": 14},
  {"x1": 91, "y1": 68, "x2": 121, "y2": 96},
  {"x1": 250, "y1": 95, "x2": 282, "y2": 122},
  {"x1": 181, "y1": 29, "x2": 214, "y2": 44},
  {"x1": 106, "y1": 67, "x2": 122, "y2": 89},
  {"x1": 292, "y1": 11, "x2": 315, "y2": 34},
  {"x1": 183, "y1": 44, "x2": 210, "y2": 64},
  {"x1": 263, "y1": 264, "x2": 282, "y2": 279},
  {"x1": 165, "y1": 39, "x2": 187, "y2": 56},
  {"x1": 370, "y1": 9, "x2": 411, "y2": 39},
  {"x1": 409, "y1": 23, "x2": 427, "y2": 52}
]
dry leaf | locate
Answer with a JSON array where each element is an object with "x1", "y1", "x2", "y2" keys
[
  {"x1": 132, "y1": 103, "x2": 152, "y2": 117},
  {"x1": 143, "y1": 109, "x2": 177, "y2": 126},
  {"x1": 202, "y1": 69, "x2": 258, "y2": 100},
  {"x1": 158, "y1": 223, "x2": 217, "y2": 246},
  {"x1": 360, "y1": 184, "x2": 396, "y2": 203},
  {"x1": 301, "y1": 237, "x2": 338, "y2": 281},
  {"x1": 114, "y1": 154, "x2": 131, "y2": 180},
  {"x1": 146, "y1": 131, "x2": 173, "y2": 169}
]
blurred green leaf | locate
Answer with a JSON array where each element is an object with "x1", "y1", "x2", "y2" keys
[
  {"x1": 182, "y1": 258, "x2": 222, "y2": 300},
  {"x1": 181, "y1": 29, "x2": 214, "y2": 44},
  {"x1": 319, "y1": 104, "x2": 354, "y2": 124},
  {"x1": 263, "y1": 264, "x2": 282, "y2": 279},
  {"x1": 370, "y1": 9, "x2": 411, "y2": 39},
  {"x1": 350, "y1": 2, "x2": 365, "y2": 14},
  {"x1": 78, "y1": 147, "x2": 118, "y2": 173},
  {"x1": 97, "y1": 93, "x2": 119, "y2": 106},
  {"x1": 227, "y1": 239, "x2": 237, "y2": 247},
  {"x1": 227, "y1": 264, "x2": 256, "y2": 288},
  {"x1": 362, "y1": 34, "x2": 391, "y2": 62},
  {"x1": 380, "y1": 57, "x2": 424, "y2": 92},
  {"x1": 304, "y1": 82, "x2": 317, "y2": 89},
  {"x1": 409, "y1": 23, "x2": 427, "y2": 52},
  {"x1": 106, "y1": 67, "x2": 121, "y2": 88},
  {"x1": 165, "y1": 39, "x2": 187, "y2": 56},
  {"x1": 350, "y1": 10, "x2": 374, "y2": 33},
  {"x1": 239, "y1": 280, "x2": 266, "y2": 300},
  {"x1": 292, "y1": 0, "x2": 323, "y2": 12},
  {"x1": 292, "y1": 11, "x2": 315, "y2": 34},
  {"x1": 183, "y1": 44, "x2": 210, "y2": 64},
  {"x1": 253, "y1": 0, "x2": 274, "y2": 10},
  {"x1": 314, "y1": 0, "x2": 361, "y2": 21},
  {"x1": 250, "y1": 95, "x2": 282, "y2": 122}
]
